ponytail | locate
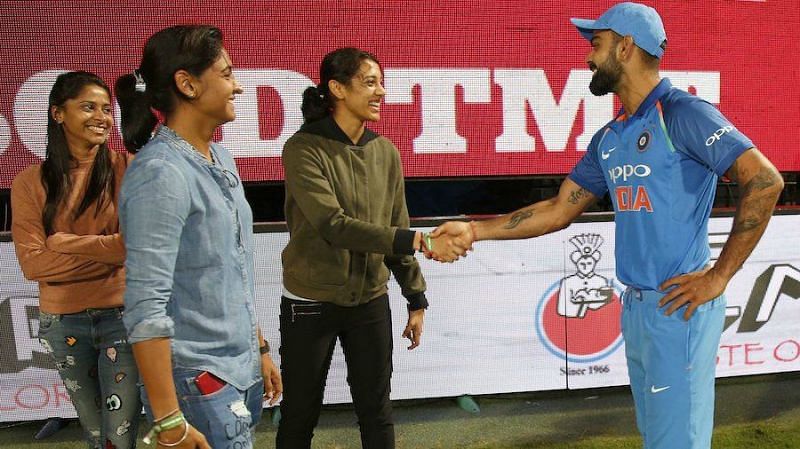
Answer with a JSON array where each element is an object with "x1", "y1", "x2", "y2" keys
[
  {"x1": 114, "y1": 73, "x2": 158, "y2": 153},
  {"x1": 301, "y1": 85, "x2": 331, "y2": 124}
]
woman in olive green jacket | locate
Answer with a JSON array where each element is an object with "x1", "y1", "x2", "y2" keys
[{"x1": 276, "y1": 47, "x2": 465, "y2": 449}]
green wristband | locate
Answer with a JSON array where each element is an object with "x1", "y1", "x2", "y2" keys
[
  {"x1": 143, "y1": 412, "x2": 186, "y2": 445},
  {"x1": 424, "y1": 233, "x2": 433, "y2": 252}
]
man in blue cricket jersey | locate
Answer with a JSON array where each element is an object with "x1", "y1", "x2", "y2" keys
[{"x1": 430, "y1": 3, "x2": 784, "y2": 448}]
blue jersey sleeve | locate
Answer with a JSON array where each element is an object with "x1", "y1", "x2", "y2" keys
[
  {"x1": 662, "y1": 94, "x2": 753, "y2": 176},
  {"x1": 568, "y1": 131, "x2": 608, "y2": 198}
]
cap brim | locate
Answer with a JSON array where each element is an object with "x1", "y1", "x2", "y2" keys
[{"x1": 570, "y1": 18, "x2": 599, "y2": 41}]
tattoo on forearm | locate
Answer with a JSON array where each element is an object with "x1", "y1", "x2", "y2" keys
[
  {"x1": 730, "y1": 167, "x2": 781, "y2": 235},
  {"x1": 504, "y1": 210, "x2": 534, "y2": 229},
  {"x1": 733, "y1": 216, "x2": 762, "y2": 233},
  {"x1": 716, "y1": 162, "x2": 782, "y2": 278},
  {"x1": 743, "y1": 168, "x2": 779, "y2": 193},
  {"x1": 568, "y1": 187, "x2": 590, "y2": 205}
]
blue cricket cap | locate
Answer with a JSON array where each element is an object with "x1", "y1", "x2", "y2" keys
[{"x1": 571, "y1": 2, "x2": 667, "y2": 58}]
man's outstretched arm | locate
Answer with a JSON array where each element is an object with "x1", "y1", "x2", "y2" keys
[{"x1": 431, "y1": 177, "x2": 598, "y2": 250}]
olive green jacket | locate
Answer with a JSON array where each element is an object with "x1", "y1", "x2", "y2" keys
[{"x1": 281, "y1": 116, "x2": 427, "y2": 309}]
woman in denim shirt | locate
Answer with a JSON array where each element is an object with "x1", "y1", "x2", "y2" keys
[
  {"x1": 11, "y1": 71, "x2": 140, "y2": 449},
  {"x1": 115, "y1": 25, "x2": 281, "y2": 449}
]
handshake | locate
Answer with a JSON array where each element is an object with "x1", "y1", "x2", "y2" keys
[{"x1": 419, "y1": 221, "x2": 476, "y2": 263}]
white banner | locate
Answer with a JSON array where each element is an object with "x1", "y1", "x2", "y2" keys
[{"x1": 1, "y1": 215, "x2": 799, "y2": 421}]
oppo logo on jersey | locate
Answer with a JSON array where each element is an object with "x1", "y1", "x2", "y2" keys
[
  {"x1": 705, "y1": 125, "x2": 734, "y2": 147},
  {"x1": 607, "y1": 164, "x2": 654, "y2": 212},
  {"x1": 607, "y1": 164, "x2": 652, "y2": 184}
]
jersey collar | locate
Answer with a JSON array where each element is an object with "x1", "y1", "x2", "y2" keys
[{"x1": 615, "y1": 78, "x2": 673, "y2": 121}]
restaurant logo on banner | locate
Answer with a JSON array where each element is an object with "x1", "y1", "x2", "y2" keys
[{"x1": 535, "y1": 233, "x2": 624, "y2": 363}]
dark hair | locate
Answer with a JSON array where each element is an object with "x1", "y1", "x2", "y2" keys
[
  {"x1": 610, "y1": 31, "x2": 660, "y2": 70},
  {"x1": 301, "y1": 47, "x2": 380, "y2": 123},
  {"x1": 115, "y1": 25, "x2": 224, "y2": 152},
  {"x1": 640, "y1": 49, "x2": 661, "y2": 70},
  {"x1": 41, "y1": 71, "x2": 114, "y2": 236}
]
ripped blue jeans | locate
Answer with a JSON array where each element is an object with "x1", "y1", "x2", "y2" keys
[
  {"x1": 140, "y1": 368, "x2": 264, "y2": 449},
  {"x1": 38, "y1": 307, "x2": 142, "y2": 449}
]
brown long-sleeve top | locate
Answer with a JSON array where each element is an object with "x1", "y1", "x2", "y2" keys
[{"x1": 11, "y1": 148, "x2": 131, "y2": 314}]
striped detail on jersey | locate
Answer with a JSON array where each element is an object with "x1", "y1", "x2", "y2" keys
[{"x1": 655, "y1": 101, "x2": 676, "y2": 153}]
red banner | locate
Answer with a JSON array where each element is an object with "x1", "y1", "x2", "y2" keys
[{"x1": 1, "y1": 0, "x2": 798, "y2": 188}]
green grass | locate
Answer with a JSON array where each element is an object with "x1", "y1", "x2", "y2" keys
[
  {"x1": 459, "y1": 416, "x2": 800, "y2": 449},
  {"x1": 1, "y1": 373, "x2": 798, "y2": 448},
  {"x1": 3, "y1": 414, "x2": 798, "y2": 449}
]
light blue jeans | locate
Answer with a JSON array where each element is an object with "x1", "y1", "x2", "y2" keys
[
  {"x1": 38, "y1": 307, "x2": 142, "y2": 449},
  {"x1": 140, "y1": 368, "x2": 264, "y2": 449}
]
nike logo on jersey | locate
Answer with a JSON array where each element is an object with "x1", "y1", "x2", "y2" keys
[
  {"x1": 601, "y1": 147, "x2": 617, "y2": 160},
  {"x1": 650, "y1": 385, "x2": 670, "y2": 394}
]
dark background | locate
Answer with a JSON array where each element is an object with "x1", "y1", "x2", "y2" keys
[{"x1": 3, "y1": 173, "x2": 796, "y2": 232}]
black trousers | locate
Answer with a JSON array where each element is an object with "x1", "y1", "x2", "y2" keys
[{"x1": 276, "y1": 294, "x2": 395, "y2": 449}]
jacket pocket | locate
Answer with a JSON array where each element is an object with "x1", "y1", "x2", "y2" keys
[
  {"x1": 365, "y1": 253, "x2": 389, "y2": 290},
  {"x1": 309, "y1": 247, "x2": 350, "y2": 287}
]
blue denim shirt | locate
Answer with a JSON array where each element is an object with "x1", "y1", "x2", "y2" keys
[{"x1": 119, "y1": 126, "x2": 260, "y2": 390}]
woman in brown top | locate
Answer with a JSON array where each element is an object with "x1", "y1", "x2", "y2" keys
[{"x1": 10, "y1": 71, "x2": 141, "y2": 449}]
